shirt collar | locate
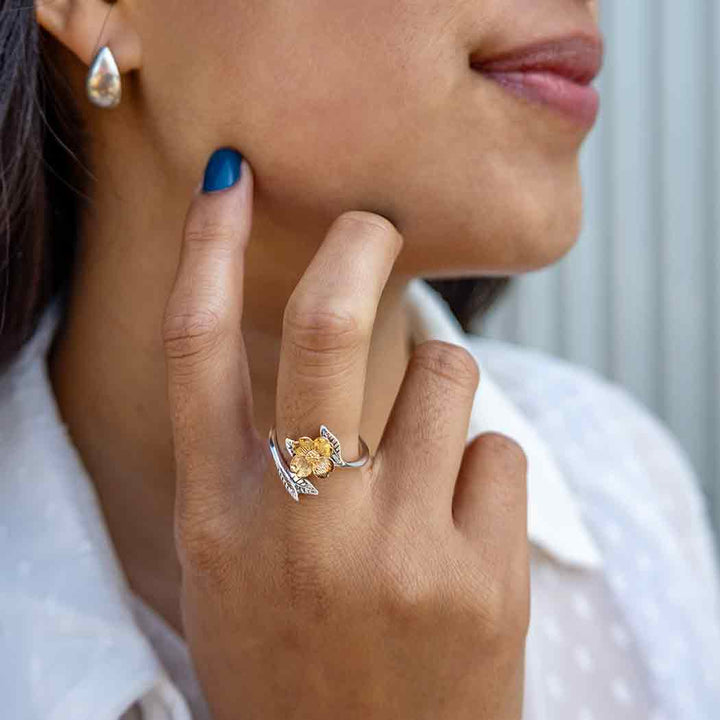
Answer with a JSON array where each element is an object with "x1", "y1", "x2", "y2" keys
[{"x1": 404, "y1": 278, "x2": 602, "y2": 570}]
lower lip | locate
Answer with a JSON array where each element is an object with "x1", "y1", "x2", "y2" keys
[{"x1": 479, "y1": 70, "x2": 600, "y2": 128}]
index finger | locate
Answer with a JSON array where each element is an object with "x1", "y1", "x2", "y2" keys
[{"x1": 162, "y1": 149, "x2": 259, "y2": 520}]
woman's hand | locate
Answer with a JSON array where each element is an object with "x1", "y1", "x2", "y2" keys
[{"x1": 161, "y1": 153, "x2": 530, "y2": 720}]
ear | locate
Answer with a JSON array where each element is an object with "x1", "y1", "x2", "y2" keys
[{"x1": 35, "y1": 0, "x2": 142, "y2": 72}]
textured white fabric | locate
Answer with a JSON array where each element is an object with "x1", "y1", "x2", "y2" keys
[
  {"x1": 125, "y1": 595, "x2": 211, "y2": 720},
  {"x1": 1, "y1": 277, "x2": 719, "y2": 719}
]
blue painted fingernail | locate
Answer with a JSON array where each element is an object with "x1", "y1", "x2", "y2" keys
[{"x1": 202, "y1": 148, "x2": 243, "y2": 193}]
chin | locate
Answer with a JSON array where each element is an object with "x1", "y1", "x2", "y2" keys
[
  {"x1": 495, "y1": 174, "x2": 585, "y2": 273},
  {"x1": 392, "y1": 164, "x2": 585, "y2": 279}
]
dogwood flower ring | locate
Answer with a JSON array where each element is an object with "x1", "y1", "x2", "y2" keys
[{"x1": 267, "y1": 424, "x2": 370, "y2": 501}]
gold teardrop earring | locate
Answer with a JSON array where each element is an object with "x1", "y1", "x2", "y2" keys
[{"x1": 86, "y1": 45, "x2": 122, "y2": 109}]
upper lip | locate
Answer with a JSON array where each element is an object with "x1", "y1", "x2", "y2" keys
[{"x1": 469, "y1": 33, "x2": 604, "y2": 86}]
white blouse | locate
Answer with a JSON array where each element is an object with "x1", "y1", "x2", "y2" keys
[{"x1": 1, "y1": 278, "x2": 719, "y2": 720}]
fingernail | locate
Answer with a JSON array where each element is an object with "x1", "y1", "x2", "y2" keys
[{"x1": 202, "y1": 148, "x2": 243, "y2": 193}]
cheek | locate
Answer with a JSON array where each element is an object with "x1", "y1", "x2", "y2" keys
[
  {"x1": 220, "y1": 3, "x2": 456, "y2": 213},
  {"x1": 145, "y1": 0, "x2": 587, "y2": 275},
  {"x1": 247, "y1": 63, "x2": 584, "y2": 276}
]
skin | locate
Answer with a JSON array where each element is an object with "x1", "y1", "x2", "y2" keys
[{"x1": 35, "y1": 0, "x2": 599, "y2": 716}]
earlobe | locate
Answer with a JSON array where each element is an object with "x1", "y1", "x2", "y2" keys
[
  {"x1": 35, "y1": 0, "x2": 71, "y2": 35},
  {"x1": 35, "y1": 0, "x2": 141, "y2": 72}
]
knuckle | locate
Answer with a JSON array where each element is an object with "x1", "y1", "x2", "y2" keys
[
  {"x1": 468, "y1": 572, "x2": 530, "y2": 647},
  {"x1": 283, "y1": 300, "x2": 366, "y2": 359},
  {"x1": 174, "y1": 505, "x2": 237, "y2": 588},
  {"x1": 481, "y1": 580, "x2": 510, "y2": 629},
  {"x1": 162, "y1": 306, "x2": 225, "y2": 366},
  {"x1": 278, "y1": 542, "x2": 340, "y2": 622},
  {"x1": 371, "y1": 528, "x2": 445, "y2": 619},
  {"x1": 478, "y1": 432, "x2": 528, "y2": 475},
  {"x1": 381, "y1": 566, "x2": 444, "y2": 625},
  {"x1": 411, "y1": 340, "x2": 480, "y2": 393},
  {"x1": 184, "y1": 215, "x2": 238, "y2": 249}
]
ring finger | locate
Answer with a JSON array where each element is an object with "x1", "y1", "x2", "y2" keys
[{"x1": 274, "y1": 211, "x2": 403, "y2": 503}]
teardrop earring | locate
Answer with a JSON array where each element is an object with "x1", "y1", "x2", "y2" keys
[{"x1": 86, "y1": 46, "x2": 122, "y2": 109}]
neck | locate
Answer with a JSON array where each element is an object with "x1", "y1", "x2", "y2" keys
[{"x1": 48, "y1": 152, "x2": 413, "y2": 635}]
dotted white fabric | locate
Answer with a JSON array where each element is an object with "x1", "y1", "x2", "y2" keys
[
  {"x1": 1, "y1": 278, "x2": 719, "y2": 720},
  {"x1": 479, "y1": 337, "x2": 720, "y2": 719},
  {"x1": 121, "y1": 595, "x2": 212, "y2": 720},
  {"x1": 526, "y1": 556, "x2": 652, "y2": 719}
]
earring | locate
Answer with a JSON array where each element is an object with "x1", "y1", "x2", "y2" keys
[{"x1": 86, "y1": 46, "x2": 122, "y2": 109}]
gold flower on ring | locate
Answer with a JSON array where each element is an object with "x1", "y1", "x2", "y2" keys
[{"x1": 289, "y1": 436, "x2": 335, "y2": 479}]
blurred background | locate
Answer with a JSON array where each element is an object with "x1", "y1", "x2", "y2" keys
[{"x1": 476, "y1": 1, "x2": 719, "y2": 542}]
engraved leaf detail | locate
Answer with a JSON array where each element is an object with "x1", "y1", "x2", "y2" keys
[
  {"x1": 294, "y1": 477, "x2": 319, "y2": 495},
  {"x1": 276, "y1": 464, "x2": 299, "y2": 502},
  {"x1": 320, "y1": 424, "x2": 343, "y2": 464}
]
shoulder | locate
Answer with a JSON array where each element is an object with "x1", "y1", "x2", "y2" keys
[
  {"x1": 465, "y1": 334, "x2": 716, "y2": 561},
  {"x1": 465, "y1": 334, "x2": 696, "y2": 479}
]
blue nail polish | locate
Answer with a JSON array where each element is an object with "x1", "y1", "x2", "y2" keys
[{"x1": 202, "y1": 148, "x2": 243, "y2": 193}]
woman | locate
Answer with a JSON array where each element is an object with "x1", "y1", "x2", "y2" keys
[{"x1": 1, "y1": 0, "x2": 718, "y2": 718}]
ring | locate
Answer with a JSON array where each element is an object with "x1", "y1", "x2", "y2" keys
[{"x1": 267, "y1": 424, "x2": 370, "y2": 501}]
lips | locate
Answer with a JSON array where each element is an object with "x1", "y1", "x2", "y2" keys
[{"x1": 470, "y1": 35, "x2": 604, "y2": 127}]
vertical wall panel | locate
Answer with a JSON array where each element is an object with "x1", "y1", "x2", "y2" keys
[
  {"x1": 710, "y1": 0, "x2": 720, "y2": 534},
  {"x1": 606, "y1": 0, "x2": 660, "y2": 409},
  {"x1": 658, "y1": 1, "x2": 712, "y2": 488},
  {"x1": 477, "y1": 0, "x2": 719, "y2": 538}
]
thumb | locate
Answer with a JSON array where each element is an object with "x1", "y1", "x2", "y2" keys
[{"x1": 162, "y1": 148, "x2": 258, "y2": 528}]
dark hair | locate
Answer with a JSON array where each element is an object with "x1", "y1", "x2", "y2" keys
[{"x1": 0, "y1": 3, "x2": 510, "y2": 371}]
